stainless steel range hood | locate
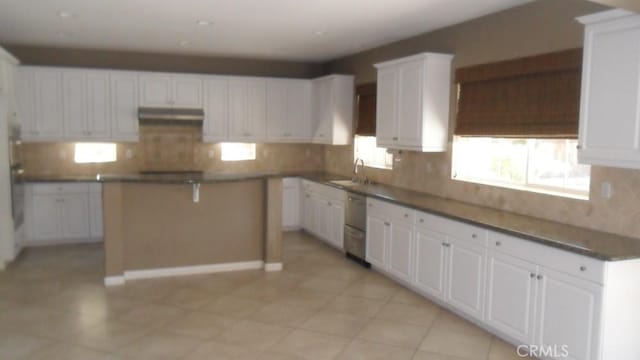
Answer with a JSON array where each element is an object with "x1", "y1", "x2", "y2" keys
[{"x1": 138, "y1": 107, "x2": 204, "y2": 125}]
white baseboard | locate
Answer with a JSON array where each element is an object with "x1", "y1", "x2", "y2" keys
[
  {"x1": 104, "y1": 260, "x2": 264, "y2": 286},
  {"x1": 283, "y1": 226, "x2": 302, "y2": 232},
  {"x1": 264, "y1": 262, "x2": 283, "y2": 271}
]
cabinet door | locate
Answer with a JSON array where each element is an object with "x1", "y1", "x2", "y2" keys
[
  {"x1": 63, "y1": 70, "x2": 87, "y2": 139},
  {"x1": 312, "y1": 78, "x2": 331, "y2": 143},
  {"x1": 172, "y1": 76, "x2": 203, "y2": 108},
  {"x1": 485, "y1": 251, "x2": 538, "y2": 344},
  {"x1": 376, "y1": 67, "x2": 398, "y2": 147},
  {"x1": 536, "y1": 268, "x2": 602, "y2": 360},
  {"x1": 86, "y1": 72, "x2": 111, "y2": 139},
  {"x1": 366, "y1": 214, "x2": 388, "y2": 269},
  {"x1": 388, "y1": 221, "x2": 413, "y2": 283},
  {"x1": 414, "y1": 226, "x2": 447, "y2": 299},
  {"x1": 34, "y1": 68, "x2": 64, "y2": 139},
  {"x1": 203, "y1": 77, "x2": 228, "y2": 142},
  {"x1": 282, "y1": 180, "x2": 300, "y2": 229},
  {"x1": 228, "y1": 79, "x2": 248, "y2": 139},
  {"x1": 16, "y1": 68, "x2": 36, "y2": 138},
  {"x1": 110, "y1": 73, "x2": 139, "y2": 141},
  {"x1": 246, "y1": 79, "x2": 267, "y2": 141},
  {"x1": 32, "y1": 194, "x2": 63, "y2": 241},
  {"x1": 302, "y1": 192, "x2": 314, "y2": 233},
  {"x1": 311, "y1": 196, "x2": 329, "y2": 240},
  {"x1": 60, "y1": 193, "x2": 90, "y2": 239},
  {"x1": 266, "y1": 80, "x2": 288, "y2": 141},
  {"x1": 139, "y1": 74, "x2": 172, "y2": 107},
  {"x1": 286, "y1": 80, "x2": 311, "y2": 141},
  {"x1": 396, "y1": 60, "x2": 423, "y2": 148},
  {"x1": 446, "y1": 238, "x2": 486, "y2": 321},
  {"x1": 579, "y1": 18, "x2": 640, "y2": 167},
  {"x1": 327, "y1": 201, "x2": 344, "y2": 250}
]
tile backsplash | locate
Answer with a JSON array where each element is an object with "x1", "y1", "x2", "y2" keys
[
  {"x1": 325, "y1": 143, "x2": 640, "y2": 239},
  {"x1": 22, "y1": 125, "x2": 325, "y2": 176}
]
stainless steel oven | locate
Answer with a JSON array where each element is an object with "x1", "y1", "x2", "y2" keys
[{"x1": 344, "y1": 192, "x2": 369, "y2": 267}]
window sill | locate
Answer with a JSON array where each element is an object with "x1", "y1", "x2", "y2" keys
[{"x1": 451, "y1": 176, "x2": 589, "y2": 201}]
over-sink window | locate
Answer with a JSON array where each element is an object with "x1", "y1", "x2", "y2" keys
[
  {"x1": 354, "y1": 135, "x2": 393, "y2": 170},
  {"x1": 221, "y1": 143, "x2": 256, "y2": 161},
  {"x1": 74, "y1": 143, "x2": 117, "y2": 163},
  {"x1": 451, "y1": 137, "x2": 590, "y2": 199}
]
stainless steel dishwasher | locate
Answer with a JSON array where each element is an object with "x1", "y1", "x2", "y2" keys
[{"x1": 344, "y1": 192, "x2": 370, "y2": 267}]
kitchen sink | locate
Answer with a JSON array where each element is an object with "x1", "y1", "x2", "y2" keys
[{"x1": 329, "y1": 179, "x2": 364, "y2": 187}]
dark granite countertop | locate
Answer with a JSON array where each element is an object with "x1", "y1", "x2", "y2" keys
[{"x1": 23, "y1": 172, "x2": 640, "y2": 261}]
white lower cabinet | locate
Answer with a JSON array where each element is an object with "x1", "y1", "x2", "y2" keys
[
  {"x1": 536, "y1": 268, "x2": 602, "y2": 360},
  {"x1": 25, "y1": 183, "x2": 103, "y2": 245},
  {"x1": 485, "y1": 251, "x2": 538, "y2": 345},
  {"x1": 445, "y1": 238, "x2": 486, "y2": 321},
  {"x1": 363, "y1": 198, "x2": 628, "y2": 360},
  {"x1": 300, "y1": 180, "x2": 345, "y2": 250}
]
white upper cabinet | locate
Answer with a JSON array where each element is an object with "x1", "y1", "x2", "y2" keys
[
  {"x1": 577, "y1": 10, "x2": 640, "y2": 169},
  {"x1": 139, "y1": 73, "x2": 203, "y2": 108},
  {"x1": 311, "y1": 74, "x2": 354, "y2": 145},
  {"x1": 228, "y1": 78, "x2": 266, "y2": 142},
  {"x1": 375, "y1": 52, "x2": 453, "y2": 152},
  {"x1": 17, "y1": 67, "x2": 65, "y2": 141},
  {"x1": 63, "y1": 69, "x2": 111, "y2": 141},
  {"x1": 267, "y1": 79, "x2": 311, "y2": 142},
  {"x1": 203, "y1": 76, "x2": 229, "y2": 143},
  {"x1": 110, "y1": 72, "x2": 139, "y2": 142}
]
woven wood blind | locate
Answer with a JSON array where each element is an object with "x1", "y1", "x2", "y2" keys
[
  {"x1": 455, "y1": 49, "x2": 582, "y2": 138},
  {"x1": 355, "y1": 83, "x2": 376, "y2": 136}
]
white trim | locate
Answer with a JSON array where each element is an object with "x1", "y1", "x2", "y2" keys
[
  {"x1": 104, "y1": 276, "x2": 125, "y2": 286},
  {"x1": 103, "y1": 260, "x2": 264, "y2": 286},
  {"x1": 0, "y1": 46, "x2": 19, "y2": 64},
  {"x1": 264, "y1": 263, "x2": 283, "y2": 272},
  {"x1": 576, "y1": 9, "x2": 635, "y2": 25}
]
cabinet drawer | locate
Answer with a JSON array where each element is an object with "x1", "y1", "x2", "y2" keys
[
  {"x1": 415, "y1": 210, "x2": 487, "y2": 247},
  {"x1": 303, "y1": 180, "x2": 345, "y2": 204},
  {"x1": 32, "y1": 183, "x2": 91, "y2": 195},
  {"x1": 367, "y1": 197, "x2": 414, "y2": 224},
  {"x1": 488, "y1": 231, "x2": 605, "y2": 284}
]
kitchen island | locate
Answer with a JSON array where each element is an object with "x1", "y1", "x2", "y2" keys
[{"x1": 100, "y1": 173, "x2": 285, "y2": 285}]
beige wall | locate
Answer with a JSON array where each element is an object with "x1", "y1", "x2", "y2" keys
[
  {"x1": 5, "y1": 45, "x2": 324, "y2": 78},
  {"x1": 323, "y1": 0, "x2": 640, "y2": 240}
]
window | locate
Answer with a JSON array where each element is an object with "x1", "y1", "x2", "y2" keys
[
  {"x1": 221, "y1": 143, "x2": 256, "y2": 161},
  {"x1": 452, "y1": 137, "x2": 590, "y2": 199},
  {"x1": 74, "y1": 143, "x2": 117, "y2": 163},
  {"x1": 354, "y1": 135, "x2": 393, "y2": 170}
]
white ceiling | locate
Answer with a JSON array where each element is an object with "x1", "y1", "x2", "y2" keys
[{"x1": 0, "y1": 0, "x2": 532, "y2": 62}]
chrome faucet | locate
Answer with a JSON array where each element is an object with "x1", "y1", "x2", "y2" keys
[{"x1": 353, "y1": 158, "x2": 366, "y2": 184}]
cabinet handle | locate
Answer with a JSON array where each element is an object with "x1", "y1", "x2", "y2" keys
[
  {"x1": 530, "y1": 273, "x2": 536, "y2": 278},
  {"x1": 392, "y1": 137, "x2": 398, "y2": 141},
  {"x1": 442, "y1": 242, "x2": 446, "y2": 247},
  {"x1": 472, "y1": 234, "x2": 477, "y2": 239},
  {"x1": 305, "y1": 194, "x2": 310, "y2": 198},
  {"x1": 404, "y1": 213, "x2": 409, "y2": 218},
  {"x1": 576, "y1": 145, "x2": 582, "y2": 150},
  {"x1": 328, "y1": 202, "x2": 332, "y2": 206},
  {"x1": 384, "y1": 222, "x2": 390, "y2": 226},
  {"x1": 495, "y1": 241, "x2": 501, "y2": 246},
  {"x1": 580, "y1": 266, "x2": 587, "y2": 272},
  {"x1": 368, "y1": 204, "x2": 373, "y2": 207},
  {"x1": 537, "y1": 274, "x2": 543, "y2": 280},
  {"x1": 419, "y1": 218, "x2": 424, "y2": 223}
]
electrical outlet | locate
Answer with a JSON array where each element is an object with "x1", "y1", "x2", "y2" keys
[
  {"x1": 125, "y1": 149, "x2": 133, "y2": 159},
  {"x1": 426, "y1": 162, "x2": 433, "y2": 173},
  {"x1": 207, "y1": 149, "x2": 215, "y2": 159}
]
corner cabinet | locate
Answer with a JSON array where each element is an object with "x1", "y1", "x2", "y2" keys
[
  {"x1": 301, "y1": 180, "x2": 346, "y2": 250},
  {"x1": 577, "y1": 10, "x2": 640, "y2": 169},
  {"x1": 374, "y1": 52, "x2": 453, "y2": 152},
  {"x1": 311, "y1": 75, "x2": 354, "y2": 145}
]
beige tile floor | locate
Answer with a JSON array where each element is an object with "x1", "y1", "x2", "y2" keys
[{"x1": 0, "y1": 231, "x2": 531, "y2": 360}]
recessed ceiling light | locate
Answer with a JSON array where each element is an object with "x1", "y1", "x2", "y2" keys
[
  {"x1": 313, "y1": 29, "x2": 327, "y2": 36},
  {"x1": 57, "y1": 11, "x2": 75, "y2": 19},
  {"x1": 179, "y1": 40, "x2": 191, "y2": 47},
  {"x1": 196, "y1": 20, "x2": 213, "y2": 26}
]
